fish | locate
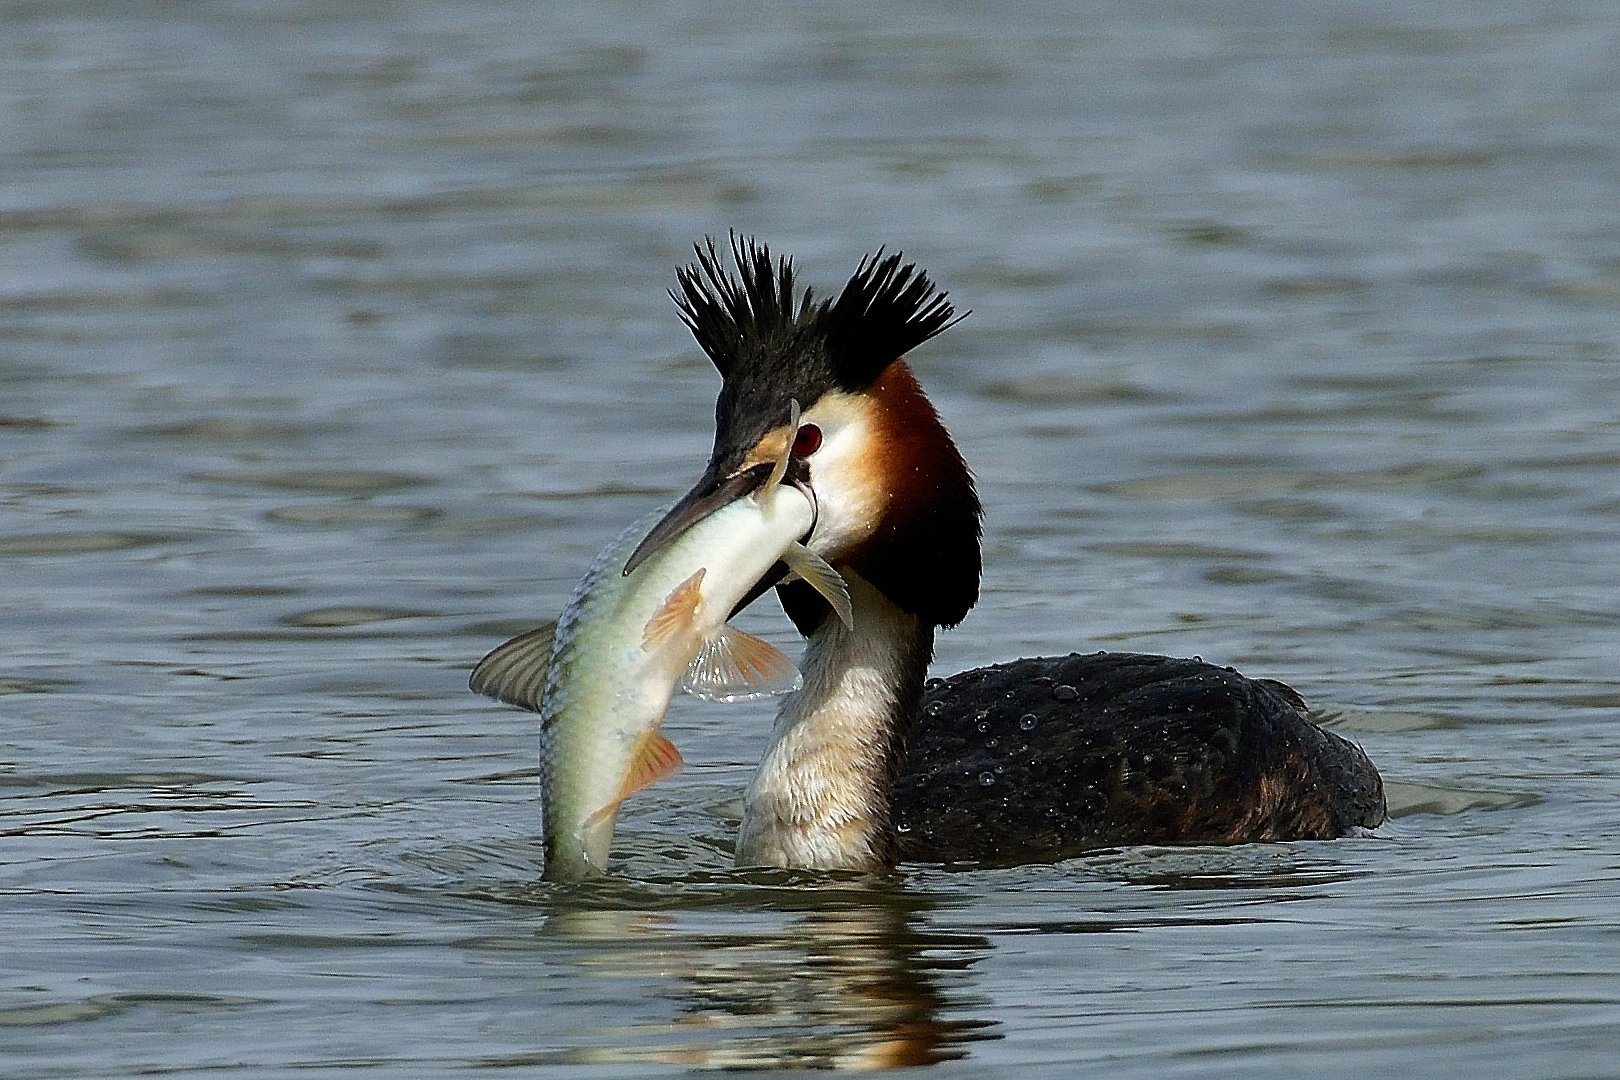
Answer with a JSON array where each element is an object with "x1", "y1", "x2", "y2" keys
[{"x1": 471, "y1": 415, "x2": 851, "y2": 881}]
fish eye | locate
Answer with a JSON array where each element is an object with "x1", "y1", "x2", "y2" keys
[{"x1": 791, "y1": 424, "x2": 823, "y2": 457}]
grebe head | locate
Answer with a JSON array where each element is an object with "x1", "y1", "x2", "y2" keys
[{"x1": 630, "y1": 235, "x2": 982, "y2": 632}]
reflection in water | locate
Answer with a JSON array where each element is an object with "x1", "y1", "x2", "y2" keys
[
  {"x1": 9, "y1": 2, "x2": 1620, "y2": 1075},
  {"x1": 535, "y1": 889, "x2": 997, "y2": 1070}
]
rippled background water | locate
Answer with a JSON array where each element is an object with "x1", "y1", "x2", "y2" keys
[{"x1": 4, "y1": 1, "x2": 1620, "y2": 1076}]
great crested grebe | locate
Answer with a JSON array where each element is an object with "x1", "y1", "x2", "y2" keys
[{"x1": 630, "y1": 237, "x2": 1385, "y2": 870}]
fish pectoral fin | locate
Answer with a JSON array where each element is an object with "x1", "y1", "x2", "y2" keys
[
  {"x1": 469, "y1": 621, "x2": 557, "y2": 712},
  {"x1": 781, "y1": 543, "x2": 854, "y2": 628},
  {"x1": 580, "y1": 730, "x2": 685, "y2": 832},
  {"x1": 642, "y1": 568, "x2": 706, "y2": 652},
  {"x1": 681, "y1": 626, "x2": 804, "y2": 702},
  {"x1": 760, "y1": 398, "x2": 800, "y2": 496}
]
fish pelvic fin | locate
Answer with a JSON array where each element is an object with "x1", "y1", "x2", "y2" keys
[
  {"x1": 782, "y1": 543, "x2": 854, "y2": 628},
  {"x1": 642, "y1": 568, "x2": 706, "y2": 653},
  {"x1": 682, "y1": 625, "x2": 803, "y2": 702},
  {"x1": 469, "y1": 621, "x2": 557, "y2": 712},
  {"x1": 580, "y1": 729, "x2": 685, "y2": 834}
]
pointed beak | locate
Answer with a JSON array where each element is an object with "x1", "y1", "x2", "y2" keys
[{"x1": 622, "y1": 462, "x2": 775, "y2": 577}]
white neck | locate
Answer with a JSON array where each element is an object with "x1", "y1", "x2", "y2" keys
[{"x1": 735, "y1": 572, "x2": 931, "y2": 870}]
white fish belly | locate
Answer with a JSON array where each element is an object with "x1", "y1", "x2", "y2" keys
[{"x1": 539, "y1": 486, "x2": 815, "y2": 877}]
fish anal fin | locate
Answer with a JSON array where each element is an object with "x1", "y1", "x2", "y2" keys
[
  {"x1": 642, "y1": 569, "x2": 705, "y2": 652},
  {"x1": 682, "y1": 626, "x2": 803, "y2": 702},
  {"x1": 469, "y1": 621, "x2": 557, "y2": 712},
  {"x1": 581, "y1": 730, "x2": 684, "y2": 832},
  {"x1": 622, "y1": 729, "x2": 683, "y2": 800},
  {"x1": 781, "y1": 543, "x2": 854, "y2": 628}
]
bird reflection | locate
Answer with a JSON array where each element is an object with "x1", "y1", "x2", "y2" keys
[{"x1": 543, "y1": 889, "x2": 997, "y2": 1069}]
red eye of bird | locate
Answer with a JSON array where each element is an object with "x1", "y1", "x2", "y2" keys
[{"x1": 791, "y1": 424, "x2": 823, "y2": 457}]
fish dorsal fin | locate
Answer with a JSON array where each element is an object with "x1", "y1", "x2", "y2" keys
[
  {"x1": 681, "y1": 625, "x2": 804, "y2": 702},
  {"x1": 642, "y1": 568, "x2": 705, "y2": 652},
  {"x1": 781, "y1": 543, "x2": 854, "y2": 628},
  {"x1": 469, "y1": 621, "x2": 557, "y2": 712},
  {"x1": 762, "y1": 398, "x2": 800, "y2": 496},
  {"x1": 580, "y1": 729, "x2": 684, "y2": 831}
]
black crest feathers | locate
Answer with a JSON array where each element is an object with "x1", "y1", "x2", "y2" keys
[
  {"x1": 671, "y1": 236, "x2": 822, "y2": 381},
  {"x1": 672, "y1": 234, "x2": 962, "y2": 392},
  {"x1": 823, "y1": 248, "x2": 961, "y2": 390}
]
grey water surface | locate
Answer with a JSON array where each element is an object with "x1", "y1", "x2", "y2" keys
[{"x1": 4, "y1": 1, "x2": 1620, "y2": 1076}]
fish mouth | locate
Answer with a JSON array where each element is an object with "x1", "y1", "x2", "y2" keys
[{"x1": 623, "y1": 458, "x2": 814, "y2": 578}]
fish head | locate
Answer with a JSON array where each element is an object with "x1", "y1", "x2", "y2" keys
[{"x1": 623, "y1": 452, "x2": 809, "y2": 579}]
